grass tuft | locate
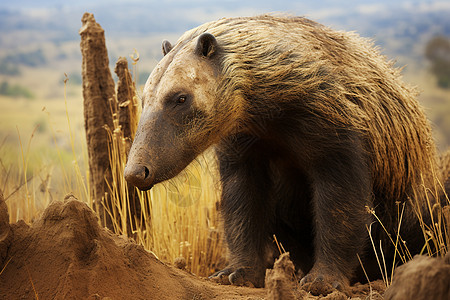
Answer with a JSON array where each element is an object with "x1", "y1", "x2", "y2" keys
[
  {"x1": 366, "y1": 170, "x2": 449, "y2": 287},
  {"x1": 103, "y1": 103, "x2": 226, "y2": 276}
]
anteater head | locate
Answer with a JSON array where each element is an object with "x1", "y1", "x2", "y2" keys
[{"x1": 124, "y1": 33, "x2": 226, "y2": 191}]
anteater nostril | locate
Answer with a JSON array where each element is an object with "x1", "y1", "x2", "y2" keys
[
  {"x1": 144, "y1": 166, "x2": 150, "y2": 180},
  {"x1": 124, "y1": 164, "x2": 154, "y2": 190}
]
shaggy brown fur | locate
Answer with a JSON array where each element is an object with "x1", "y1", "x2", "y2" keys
[{"x1": 178, "y1": 15, "x2": 436, "y2": 203}]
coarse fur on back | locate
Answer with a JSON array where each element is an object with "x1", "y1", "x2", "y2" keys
[{"x1": 176, "y1": 15, "x2": 436, "y2": 205}]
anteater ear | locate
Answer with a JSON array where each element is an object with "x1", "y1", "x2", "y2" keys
[
  {"x1": 162, "y1": 40, "x2": 173, "y2": 56},
  {"x1": 195, "y1": 33, "x2": 217, "y2": 58}
]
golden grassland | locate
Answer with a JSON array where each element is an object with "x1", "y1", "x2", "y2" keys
[
  {"x1": 0, "y1": 59, "x2": 449, "y2": 280},
  {"x1": 0, "y1": 69, "x2": 226, "y2": 276}
]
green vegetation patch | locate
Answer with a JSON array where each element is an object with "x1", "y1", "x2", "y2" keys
[
  {"x1": 0, "y1": 81, "x2": 34, "y2": 99},
  {"x1": 426, "y1": 36, "x2": 450, "y2": 89},
  {"x1": 0, "y1": 61, "x2": 20, "y2": 76},
  {"x1": 3, "y1": 48, "x2": 47, "y2": 67}
]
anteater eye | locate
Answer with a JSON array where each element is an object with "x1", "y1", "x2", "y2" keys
[{"x1": 178, "y1": 96, "x2": 187, "y2": 104}]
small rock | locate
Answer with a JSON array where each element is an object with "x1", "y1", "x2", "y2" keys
[
  {"x1": 174, "y1": 257, "x2": 187, "y2": 270},
  {"x1": 384, "y1": 255, "x2": 450, "y2": 300}
]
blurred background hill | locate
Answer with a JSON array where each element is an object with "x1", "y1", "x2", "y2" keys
[{"x1": 0, "y1": 0, "x2": 449, "y2": 174}]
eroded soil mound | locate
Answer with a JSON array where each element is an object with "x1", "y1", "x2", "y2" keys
[
  {"x1": 0, "y1": 194, "x2": 265, "y2": 299},
  {"x1": 384, "y1": 253, "x2": 450, "y2": 300},
  {"x1": 0, "y1": 193, "x2": 446, "y2": 299}
]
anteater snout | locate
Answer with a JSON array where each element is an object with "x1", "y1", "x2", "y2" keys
[{"x1": 124, "y1": 163, "x2": 154, "y2": 191}]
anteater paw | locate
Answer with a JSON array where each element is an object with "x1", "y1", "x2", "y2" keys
[
  {"x1": 300, "y1": 273, "x2": 348, "y2": 296},
  {"x1": 209, "y1": 266, "x2": 264, "y2": 287},
  {"x1": 209, "y1": 267, "x2": 234, "y2": 285}
]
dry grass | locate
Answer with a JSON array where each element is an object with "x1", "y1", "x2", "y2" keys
[
  {"x1": 366, "y1": 172, "x2": 449, "y2": 288},
  {"x1": 1, "y1": 75, "x2": 226, "y2": 277},
  {"x1": 1, "y1": 127, "x2": 52, "y2": 223},
  {"x1": 101, "y1": 85, "x2": 226, "y2": 276},
  {"x1": 136, "y1": 155, "x2": 225, "y2": 276},
  {"x1": 0, "y1": 77, "x2": 87, "y2": 223}
]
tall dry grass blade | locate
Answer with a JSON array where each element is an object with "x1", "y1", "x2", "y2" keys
[
  {"x1": 367, "y1": 206, "x2": 408, "y2": 264},
  {"x1": 379, "y1": 240, "x2": 388, "y2": 286},
  {"x1": 25, "y1": 265, "x2": 39, "y2": 300},
  {"x1": 357, "y1": 253, "x2": 373, "y2": 291},
  {"x1": 273, "y1": 234, "x2": 285, "y2": 255},
  {"x1": 367, "y1": 223, "x2": 387, "y2": 287},
  {"x1": 0, "y1": 256, "x2": 12, "y2": 276},
  {"x1": 16, "y1": 126, "x2": 40, "y2": 221},
  {"x1": 390, "y1": 201, "x2": 407, "y2": 284}
]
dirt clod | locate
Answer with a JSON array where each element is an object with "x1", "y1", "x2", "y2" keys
[
  {"x1": 301, "y1": 279, "x2": 334, "y2": 297},
  {"x1": 322, "y1": 290, "x2": 347, "y2": 300},
  {"x1": 384, "y1": 254, "x2": 450, "y2": 300},
  {"x1": 265, "y1": 252, "x2": 296, "y2": 300},
  {"x1": 174, "y1": 256, "x2": 187, "y2": 270}
]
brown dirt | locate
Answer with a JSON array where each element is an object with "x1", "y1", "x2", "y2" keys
[
  {"x1": 0, "y1": 193, "x2": 445, "y2": 299},
  {"x1": 0, "y1": 189, "x2": 10, "y2": 265},
  {"x1": 384, "y1": 254, "x2": 450, "y2": 300},
  {"x1": 265, "y1": 252, "x2": 297, "y2": 300},
  {"x1": 0, "y1": 194, "x2": 266, "y2": 300}
]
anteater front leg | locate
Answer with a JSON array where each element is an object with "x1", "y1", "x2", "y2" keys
[
  {"x1": 300, "y1": 146, "x2": 373, "y2": 295},
  {"x1": 210, "y1": 135, "x2": 274, "y2": 287}
]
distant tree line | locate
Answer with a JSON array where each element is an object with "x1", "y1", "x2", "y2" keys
[
  {"x1": 5, "y1": 48, "x2": 47, "y2": 67},
  {"x1": 426, "y1": 36, "x2": 450, "y2": 89},
  {"x1": 0, "y1": 81, "x2": 34, "y2": 99},
  {"x1": 0, "y1": 48, "x2": 47, "y2": 76},
  {"x1": 0, "y1": 61, "x2": 20, "y2": 76}
]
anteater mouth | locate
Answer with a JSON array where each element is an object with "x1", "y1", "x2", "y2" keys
[{"x1": 137, "y1": 184, "x2": 154, "y2": 191}]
